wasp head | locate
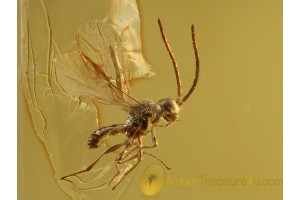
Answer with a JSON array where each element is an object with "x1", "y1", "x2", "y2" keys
[{"x1": 157, "y1": 98, "x2": 180, "y2": 122}]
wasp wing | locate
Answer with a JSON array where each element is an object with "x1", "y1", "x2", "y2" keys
[{"x1": 54, "y1": 21, "x2": 133, "y2": 108}]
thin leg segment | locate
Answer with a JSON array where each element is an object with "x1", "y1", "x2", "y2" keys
[
  {"x1": 139, "y1": 127, "x2": 171, "y2": 170},
  {"x1": 61, "y1": 142, "x2": 125, "y2": 185},
  {"x1": 112, "y1": 146, "x2": 142, "y2": 190}
]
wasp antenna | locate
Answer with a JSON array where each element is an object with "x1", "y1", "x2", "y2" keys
[
  {"x1": 181, "y1": 24, "x2": 200, "y2": 104},
  {"x1": 158, "y1": 18, "x2": 182, "y2": 99}
]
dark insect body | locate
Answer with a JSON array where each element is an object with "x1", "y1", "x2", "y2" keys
[{"x1": 61, "y1": 19, "x2": 200, "y2": 190}]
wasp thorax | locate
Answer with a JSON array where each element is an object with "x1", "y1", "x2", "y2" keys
[{"x1": 157, "y1": 98, "x2": 180, "y2": 122}]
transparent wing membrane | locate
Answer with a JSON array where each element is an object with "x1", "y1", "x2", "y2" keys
[
  {"x1": 21, "y1": 0, "x2": 153, "y2": 199},
  {"x1": 55, "y1": 21, "x2": 132, "y2": 107},
  {"x1": 78, "y1": 21, "x2": 130, "y2": 97}
]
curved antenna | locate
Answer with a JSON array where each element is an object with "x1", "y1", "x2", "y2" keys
[
  {"x1": 181, "y1": 25, "x2": 200, "y2": 104},
  {"x1": 158, "y1": 19, "x2": 182, "y2": 98}
]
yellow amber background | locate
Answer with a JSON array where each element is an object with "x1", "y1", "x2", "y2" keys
[{"x1": 18, "y1": 0, "x2": 282, "y2": 199}]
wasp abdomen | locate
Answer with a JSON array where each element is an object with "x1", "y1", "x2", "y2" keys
[{"x1": 87, "y1": 124, "x2": 127, "y2": 148}]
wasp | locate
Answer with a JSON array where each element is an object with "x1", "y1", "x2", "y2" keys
[{"x1": 60, "y1": 19, "x2": 200, "y2": 190}]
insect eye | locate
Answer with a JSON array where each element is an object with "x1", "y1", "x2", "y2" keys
[
  {"x1": 145, "y1": 110, "x2": 152, "y2": 115},
  {"x1": 163, "y1": 113, "x2": 178, "y2": 122}
]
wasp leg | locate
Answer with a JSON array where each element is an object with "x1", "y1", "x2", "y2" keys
[
  {"x1": 109, "y1": 136, "x2": 144, "y2": 190},
  {"x1": 141, "y1": 126, "x2": 158, "y2": 149},
  {"x1": 118, "y1": 146, "x2": 139, "y2": 162},
  {"x1": 111, "y1": 138, "x2": 136, "y2": 174},
  {"x1": 143, "y1": 151, "x2": 171, "y2": 170},
  {"x1": 60, "y1": 142, "x2": 125, "y2": 188},
  {"x1": 154, "y1": 122, "x2": 171, "y2": 128},
  {"x1": 111, "y1": 146, "x2": 142, "y2": 190},
  {"x1": 140, "y1": 127, "x2": 171, "y2": 170},
  {"x1": 107, "y1": 143, "x2": 140, "y2": 187}
]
